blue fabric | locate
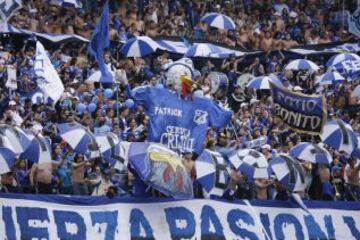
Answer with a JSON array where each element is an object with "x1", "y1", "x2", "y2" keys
[
  {"x1": 88, "y1": 1, "x2": 113, "y2": 83},
  {"x1": 131, "y1": 87, "x2": 232, "y2": 154}
]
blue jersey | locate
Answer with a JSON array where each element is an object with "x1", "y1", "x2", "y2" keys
[{"x1": 132, "y1": 87, "x2": 232, "y2": 154}]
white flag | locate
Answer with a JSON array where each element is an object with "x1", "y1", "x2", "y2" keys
[
  {"x1": 349, "y1": 7, "x2": 360, "y2": 38},
  {"x1": 34, "y1": 41, "x2": 64, "y2": 103},
  {"x1": 0, "y1": 0, "x2": 22, "y2": 22},
  {"x1": 5, "y1": 64, "x2": 16, "y2": 90}
]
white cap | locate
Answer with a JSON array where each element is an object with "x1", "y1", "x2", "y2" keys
[
  {"x1": 289, "y1": 11, "x2": 298, "y2": 18},
  {"x1": 240, "y1": 102, "x2": 248, "y2": 108},
  {"x1": 293, "y1": 86, "x2": 303, "y2": 92},
  {"x1": 8, "y1": 100, "x2": 16, "y2": 106},
  {"x1": 250, "y1": 98, "x2": 259, "y2": 105},
  {"x1": 261, "y1": 144, "x2": 271, "y2": 150}
]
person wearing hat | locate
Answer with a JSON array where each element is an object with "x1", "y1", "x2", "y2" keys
[
  {"x1": 261, "y1": 144, "x2": 272, "y2": 160},
  {"x1": 8, "y1": 100, "x2": 23, "y2": 126}
]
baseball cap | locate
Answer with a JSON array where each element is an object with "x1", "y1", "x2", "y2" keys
[
  {"x1": 9, "y1": 100, "x2": 16, "y2": 106},
  {"x1": 261, "y1": 144, "x2": 271, "y2": 150}
]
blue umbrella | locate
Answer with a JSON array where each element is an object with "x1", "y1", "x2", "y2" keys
[
  {"x1": 120, "y1": 36, "x2": 159, "y2": 57},
  {"x1": 95, "y1": 133, "x2": 130, "y2": 170},
  {"x1": 20, "y1": 132, "x2": 52, "y2": 164},
  {"x1": 0, "y1": 125, "x2": 34, "y2": 155},
  {"x1": 201, "y1": 13, "x2": 236, "y2": 30},
  {"x1": 285, "y1": 59, "x2": 319, "y2": 71},
  {"x1": 195, "y1": 149, "x2": 231, "y2": 197},
  {"x1": 51, "y1": 0, "x2": 82, "y2": 8},
  {"x1": 246, "y1": 76, "x2": 283, "y2": 90},
  {"x1": 316, "y1": 71, "x2": 345, "y2": 85},
  {"x1": 0, "y1": 148, "x2": 16, "y2": 174},
  {"x1": 320, "y1": 119, "x2": 358, "y2": 154},
  {"x1": 128, "y1": 142, "x2": 193, "y2": 198},
  {"x1": 326, "y1": 53, "x2": 360, "y2": 67},
  {"x1": 185, "y1": 43, "x2": 222, "y2": 58},
  {"x1": 289, "y1": 142, "x2": 333, "y2": 164},
  {"x1": 58, "y1": 122, "x2": 100, "y2": 158},
  {"x1": 229, "y1": 149, "x2": 270, "y2": 179},
  {"x1": 268, "y1": 154, "x2": 307, "y2": 192}
]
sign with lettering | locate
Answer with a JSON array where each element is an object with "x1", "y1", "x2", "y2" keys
[
  {"x1": 1, "y1": 194, "x2": 360, "y2": 239},
  {"x1": 270, "y1": 82, "x2": 327, "y2": 135}
]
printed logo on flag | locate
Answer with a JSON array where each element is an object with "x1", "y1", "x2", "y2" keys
[{"x1": 193, "y1": 110, "x2": 208, "y2": 125}]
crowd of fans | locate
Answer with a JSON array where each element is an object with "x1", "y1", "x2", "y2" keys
[{"x1": 0, "y1": 0, "x2": 360, "y2": 202}]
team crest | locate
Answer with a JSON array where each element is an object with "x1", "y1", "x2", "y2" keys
[{"x1": 193, "y1": 110, "x2": 208, "y2": 125}]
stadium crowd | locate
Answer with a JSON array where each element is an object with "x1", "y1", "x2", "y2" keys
[{"x1": 0, "y1": 0, "x2": 360, "y2": 202}]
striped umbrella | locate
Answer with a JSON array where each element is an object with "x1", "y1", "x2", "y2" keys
[
  {"x1": 20, "y1": 132, "x2": 52, "y2": 164},
  {"x1": 0, "y1": 148, "x2": 16, "y2": 174},
  {"x1": 201, "y1": 13, "x2": 236, "y2": 30},
  {"x1": 95, "y1": 133, "x2": 130, "y2": 170},
  {"x1": 229, "y1": 149, "x2": 270, "y2": 179},
  {"x1": 316, "y1": 71, "x2": 345, "y2": 85},
  {"x1": 185, "y1": 43, "x2": 222, "y2": 58},
  {"x1": 326, "y1": 53, "x2": 360, "y2": 67},
  {"x1": 0, "y1": 125, "x2": 34, "y2": 155},
  {"x1": 128, "y1": 142, "x2": 193, "y2": 198},
  {"x1": 58, "y1": 122, "x2": 100, "y2": 158},
  {"x1": 320, "y1": 119, "x2": 358, "y2": 154},
  {"x1": 246, "y1": 76, "x2": 283, "y2": 90},
  {"x1": 120, "y1": 36, "x2": 159, "y2": 57},
  {"x1": 285, "y1": 59, "x2": 319, "y2": 71},
  {"x1": 289, "y1": 142, "x2": 333, "y2": 164},
  {"x1": 268, "y1": 154, "x2": 307, "y2": 192},
  {"x1": 196, "y1": 149, "x2": 231, "y2": 197}
]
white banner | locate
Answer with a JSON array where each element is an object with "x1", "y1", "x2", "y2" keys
[
  {"x1": 0, "y1": 0, "x2": 21, "y2": 22},
  {"x1": 0, "y1": 194, "x2": 360, "y2": 239},
  {"x1": 5, "y1": 64, "x2": 16, "y2": 90},
  {"x1": 34, "y1": 41, "x2": 64, "y2": 103}
]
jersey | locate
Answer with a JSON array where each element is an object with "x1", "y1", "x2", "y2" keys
[{"x1": 131, "y1": 86, "x2": 232, "y2": 154}]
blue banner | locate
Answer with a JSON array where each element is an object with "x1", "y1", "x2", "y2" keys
[
  {"x1": 1, "y1": 194, "x2": 360, "y2": 239},
  {"x1": 270, "y1": 83, "x2": 327, "y2": 134}
]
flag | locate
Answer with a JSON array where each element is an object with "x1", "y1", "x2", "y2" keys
[
  {"x1": 0, "y1": 0, "x2": 22, "y2": 22},
  {"x1": 180, "y1": 75, "x2": 194, "y2": 97},
  {"x1": 349, "y1": 7, "x2": 360, "y2": 38},
  {"x1": 49, "y1": 0, "x2": 82, "y2": 9},
  {"x1": 88, "y1": 1, "x2": 113, "y2": 83},
  {"x1": 34, "y1": 41, "x2": 64, "y2": 103}
]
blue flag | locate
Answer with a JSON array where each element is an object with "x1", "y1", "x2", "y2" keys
[{"x1": 88, "y1": 1, "x2": 113, "y2": 83}]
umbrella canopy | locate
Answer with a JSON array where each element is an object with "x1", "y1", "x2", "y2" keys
[
  {"x1": 185, "y1": 43, "x2": 222, "y2": 58},
  {"x1": 285, "y1": 59, "x2": 319, "y2": 71},
  {"x1": 316, "y1": 71, "x2": 345, "y2": 85},
  {"x1": 326, "y1": 53, "x2": 360, "y2": 67},
  {"x1": 289, "y1": 142, "x2": 333, "y2": 164},
  {"x1": 229, "y1": 149, "x2": 270, "y2": 179},
  {"x1": 246, "y1": 76, "x2": 283, "y2": 90},
  {"x1": 0, "y1": 125, "x2": 34, "y2": 155},
  {"x1": 268, "y1": 154, "x2": 307, "y2": 192},
  {"x1": 201, "y1": 13, "x2": 236, "y2": 30},
  {"x1": 128, "y1": 142, "x2": 193, "y2": 198},
  {"x1": 120, "y1": 36, "x2": 159, "y2": 57},
  {"x1": 0, "y1": 148, "x2": 16, "y2": 174},
  {"x1": 20, "y1": 132, "x2": 52, "y2": 164},
  {"x1": 95, "y1": 133, "x2": 130, "y2": 170},
  {"x1": 196, "y1": 149, "x2": 231, "y2": 197},
  {"x1": 58, "y1": 122, "x2": 100, "y2": 158},
  {"x1": 50, "y1": 0, "x2": 82, "y2": 8},
  {"x1": 320, "y1": 119, "x2": 358, "y2": 154}
]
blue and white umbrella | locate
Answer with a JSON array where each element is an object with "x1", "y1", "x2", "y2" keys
[
  {"x1": 201, "y1": 13, "x2": 236, "y2": 30},
  {"x1": 246, "y1": 76, "x2": 283, "y2": 90},
  {"x1": 120, "y1": 36, "x2": 159, "y2": 57},
  {"x1": 0, "y1": 148, "x2": 16, "y2": 174},
  {"x1": 229, "y1": 149, "x2": 270, "y2": 179},
  {"x1": 50, "y1": 0, "x2": 82, "y2": 8},
  {"x1": 316, "y1": 71, "x2": 345, "y2": 85},
  {"x1": 289, "y1": 142, "x2": 333, "y2": 164},
  {"x1": 320, "y1": 119, "x2": 358, "y2": 154},
  {"x1": 196, "y1": 149, "x2": 231, "y2": 197},
  {"x1": 0, "y1": 125, "x2": 34, "y2": 155},
  {"x1": 128, "y1": 142, "x2": 193, "y2": 198},
  {"x1": 185, "y1": 43, "x2": 222, "y2": 58},
  {"x1": 285, "y1": 59, "x2": 319, "y2": 71},
  {"x1": 326, "y1": 53, "x2": 360, "y2": 67},
  {"x1": 96, "y1": 133, "x2": 130, "y2": 170},
  {"x1": 268, "y1": 154, "x2": 307, "y2": 192},
  {"x1": 58, "y1": 122, "x2": 100, "y2": 158},
  {"x1": 20, "y1": 132, "x2": 52, "y2": 164}
]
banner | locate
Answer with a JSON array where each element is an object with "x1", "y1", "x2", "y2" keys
[
  {"x1": 1, "y1": 194, "x2": 360, "y2": 239},
  {"x1": 244, "y1": 136, "x2": 267, "y2": 149},
  {"x1": 270, "y1": 83, "x2": 327, "y2": 135},
  {"x1": 5, "y1": 65, "x2": 16, "y2": 90},
  {"x1": 0, "y1": 0, "x2": 21, "y2": 22},
  {"x1": 349, "y1": 7, "x2": 360, "y2": 38}
]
